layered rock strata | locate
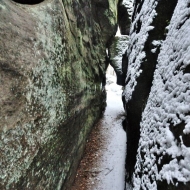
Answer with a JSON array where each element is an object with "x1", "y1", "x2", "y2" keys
[{"x1": 0, "y1": 0, "x2": 118, "y2": 189}]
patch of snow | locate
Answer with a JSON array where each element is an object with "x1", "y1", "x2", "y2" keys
[
  {"x1": 151, "y1": 40, "x2": 162, "y2": 53},
  {"x1": 92, "y1": 74, "x2": 126, "y2": 190},
  {"x1": 116, "y1": 27, "x2": 121, "y2": 37},
  {"x1": 106, "y1": 74, "x2": 123, "y2": 95},
  {"x1": 106, "y1": 65, "x2": 116, "y2": 76}
]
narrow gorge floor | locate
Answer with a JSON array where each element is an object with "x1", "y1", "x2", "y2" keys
[{"x1": 71, "y1": 74, "x2": 126, "y2": 190}]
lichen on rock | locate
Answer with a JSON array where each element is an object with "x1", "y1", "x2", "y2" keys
[{"x1": 0, "y1": 0, "x2": 118, "y2": 189}]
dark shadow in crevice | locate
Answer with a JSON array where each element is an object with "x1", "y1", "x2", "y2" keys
[
  {"x1": 12, "y1": 0, "x2": 44, "y2": 5},
  {"x1": 118, "y1": 0, "x2": 131, "y2": 35}
]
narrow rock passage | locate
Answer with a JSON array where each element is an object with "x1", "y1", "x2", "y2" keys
[{"x1": 71, "y1": 74, "x2": 126, "y2": 190}]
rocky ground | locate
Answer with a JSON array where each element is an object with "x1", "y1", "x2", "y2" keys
[{"x1": 71, "y1": 74, "x2": 127, "y2": 190}]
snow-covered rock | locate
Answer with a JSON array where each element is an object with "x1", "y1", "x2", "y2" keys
[{"x1": 123, "y1": 0, "x2": 190, "y2": 189}]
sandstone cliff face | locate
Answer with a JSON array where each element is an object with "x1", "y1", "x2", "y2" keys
[
  {"x1": 0, "y1": 0, "x2": 118, "y2": 189},
  {"x1": 123, "y1": 0, "x2": 190, "y2": 189}
]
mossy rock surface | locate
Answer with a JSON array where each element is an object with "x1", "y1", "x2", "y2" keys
[{"x1": 0, "y1": 0, "x2": 117, "y2": 189}]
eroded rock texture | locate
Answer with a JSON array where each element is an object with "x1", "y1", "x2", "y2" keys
[
  {"x1": 0, "y1": 0, "x2": 118, "y2": 189},
  {"x1": 123, "y1": 0, "x2": 190, "y2": 189},
  {"x1": 108, "y1": 35, "x2": 128, "y2": 85}
]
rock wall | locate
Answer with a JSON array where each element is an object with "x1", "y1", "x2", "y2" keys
[
  {"x1": 118, "y1": 0, "x2": 133, "y2": 35},
  {"x1": 123, "y1": 0, "x2": 190, "y2": 189},
  {"x1": 0, "y1": 0, "x2": 118, "y2": 189},
  {"x1": 108, "y1": 35, "x2": 129, "y2": 85}
]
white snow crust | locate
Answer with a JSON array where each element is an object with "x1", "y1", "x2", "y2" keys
[
  {"x1": 132, "y1": 0, "x2": 190, "y2": 189},
  {"x1": 90, "y1": 74, "x2": 126, "y2": 190},
  {"x1": 124, "y1": 0, "x2": 158, "y2": 102}
]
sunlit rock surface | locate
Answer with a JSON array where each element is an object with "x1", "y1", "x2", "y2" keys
[
  {"x1": 122, "y1": 0, "x2": 190, "y2": 189},
  {"x1": 0, "y1": 0, "x2": 118, "y2": 189}
]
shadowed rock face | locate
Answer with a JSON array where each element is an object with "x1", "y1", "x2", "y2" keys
[
  {"x1": 118, "y1": 0, "x2": 131, "y2": 35},
  {"x1": 122, "y1": 0, "x2": 190, "y2": 189},
  {"x1": 0, "y1": 0, "x2": 118, "y2": 189}
]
